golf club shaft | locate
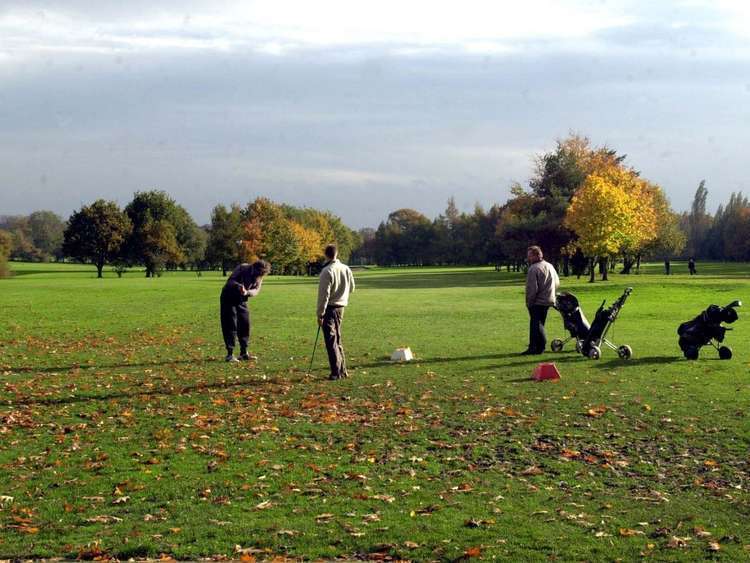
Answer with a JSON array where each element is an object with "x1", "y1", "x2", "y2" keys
[{"x1": 308, "y1": 325, "x2": 321, "y2": 372}]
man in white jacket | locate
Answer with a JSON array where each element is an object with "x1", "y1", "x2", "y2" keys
[
  {"x1": 317, "y1": 244, "x2": 356, "y2": 380},
  {"x1": 522, "y1": 245, "x2": 559, "y2": 355}
]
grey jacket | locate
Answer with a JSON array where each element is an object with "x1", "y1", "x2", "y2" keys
[
  {"x1": 317, "y1": 259, "x2": 355, "y2": 318},
  {"x1": 526, "y1": 260, "x2": 559, "y2": 307}
]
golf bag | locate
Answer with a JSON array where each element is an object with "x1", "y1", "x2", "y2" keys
[
  {"x1": 677, "y1": 300, "x2": 741, "y2": 360},
  {"x1": 550, "y1": 292, "x2": 590, "y2": 353},
  {"x1": 580, "y1": 287, "x2": 633, "y2": 360}
]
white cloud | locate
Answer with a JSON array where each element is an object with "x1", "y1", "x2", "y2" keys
[{"x1": 0, "y1": 0, "x2": 636, "y2": 59}]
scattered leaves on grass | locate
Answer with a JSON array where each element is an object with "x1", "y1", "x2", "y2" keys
[{"x1": 585, "y1": 405, "x2": 608, "y2": 418}]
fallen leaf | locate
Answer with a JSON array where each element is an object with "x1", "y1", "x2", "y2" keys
[
  {"x1": 464, "y1": 546, "x2": 482, "y2": 558},
  {"x1": 586, "y1": 405, "x2": 607, "y2": 418}
]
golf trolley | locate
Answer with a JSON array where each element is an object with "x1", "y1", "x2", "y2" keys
[
  {"x1": 550, "y1": 292, "x2": 591, "y2": 354},
  {"x1": 677, "y1": 299, "x2": 742, "y2": 360},
  {"x1": 580, "y1": 287, "x2": 634, "y2": 360}
]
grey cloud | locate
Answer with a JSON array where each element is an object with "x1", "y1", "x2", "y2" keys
[{"x1": 2, "y1": 25, "x2": 749, "y2": 226}]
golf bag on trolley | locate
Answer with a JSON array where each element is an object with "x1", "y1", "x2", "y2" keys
[
  {"x1": 580, "y1": 287, "x2": 633, "y2": 360},
  {"x1": 677, "y1": 300, "x2": 741, "y2": 360},
  {"x1": 550, "y1": 292, "x2": 590, "y2": 353}
]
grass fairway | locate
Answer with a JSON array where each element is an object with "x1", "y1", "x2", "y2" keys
[{"x1": 1, "y1": 261, "x2": 749, "y2": 560}]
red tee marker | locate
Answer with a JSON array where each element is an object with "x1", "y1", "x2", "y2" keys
[{"x1": 532, "y1": 362, "x2": 560, "y2": 381}]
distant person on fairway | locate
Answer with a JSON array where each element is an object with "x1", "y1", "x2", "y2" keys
[
  {"x1": 688, "y1": 257, "x2": 697, "y2": 275},
  {"x1": 220, "y1": 260, "x2": 271, "y2": 362},
  {"x1": 522, "y1": 245, "x2": 560, "y2": 355},
  {"x1": 317, "y1": 244, "x2": 355, "y2": 380}
]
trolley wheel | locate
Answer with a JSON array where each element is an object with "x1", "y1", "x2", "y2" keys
[
  {"x1": 617, "y1": 345, "x2": 632, "y2": 360},
  {"x1": 719, "y1": 346, "x2": 733, "y2": 360},
  {"x1": 588, "y1": 345, "x2": 601, "y2": 360},
  {"x1": 575, "y1": 340, "x2": 583, "y2": 354},
  {"x1": 550, "y1": 339, "x2": 564, "y2": 353},
  {"x1": 684, "y1": 346, "x2": 699, "y2": 360}
]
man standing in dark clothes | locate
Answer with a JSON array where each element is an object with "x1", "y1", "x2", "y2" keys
[
  {"x1": 664, "y1": 258, "x2": 671, "y2": 275},
  {"x1": 688, "y1": 257, "x2": 697, "y2": 275},
  {"x1": 220, "y1": 260, "x2": 271, "y2": 362},
  {"x1": 522, "y1": 245, "x2": 560, "y2": 355},
  {"x1": 317, "y1": 245, "x2": 355, "y2": 380}
]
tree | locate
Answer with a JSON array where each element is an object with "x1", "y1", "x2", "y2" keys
[
  {"x1": 123, "y1": 190, "x2": 198, "y2": 277},
  {"x1": 0, "y1": 216, "x2": 43, "y2": 261},
  {"x1": 28, "y1": 211, "x2": 65, "y2": 261},
  {"x1": 687, "y1": 180, "x2": 711, "y2": 258},
  {"x1": 639, "y1": 187, "x2": 686, "y2": 268},
  {"x1": 140, "y1": 219, "x2": 184, "y2": 276},
  {"x1": 374, "y1": 209, "x2": 432, "y2": 265},
  {"x1": 289, "y1": 220, "x2": 323, "y2": 273},
  {"x1": 717, "y1": 192, "x2": 750, "y2": 261},
  {"x1": 517, "y1": 133, "x2": 627, "y2": 264},
  {"x1": 0, "y1": 229, "x2": 11, "y2": 278},
  {"x1": 62, "y1": 200, "x2": 132, "y2": 278},
  {"x1": 350, "y1": 228, "x2": 377, "y2": 265},
  {"x1": 723, "y1": 206, "x2": 750, "y2": 261},
  {"x1": 206, "y1": 204, "x2": 245, "y2": 275},
  {"x1": 564, "y1": 167, "x2": 657, "y2": 282}
]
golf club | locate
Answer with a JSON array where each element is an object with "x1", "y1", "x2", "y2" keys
[{"x1": 308, "y1": 325, "x2": 321, "y2": 373}]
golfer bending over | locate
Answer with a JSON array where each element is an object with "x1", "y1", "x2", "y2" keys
[
  {"x1": 522, "y1": 245, "x2": 559, "y2": 355},
  {"x1": 317, "y1": 244, "x2": 355, "y2": 380},
  {"x1": 220, "y1": 259, "x2": 271, "y2": 362}
]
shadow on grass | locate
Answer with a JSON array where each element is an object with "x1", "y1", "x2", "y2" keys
[
  {"x1": 355, "y1": 271, "x2": 522, "y2": 290},
  {"x1": 594, "y1": 355, "x2": 682, "y2": 368},
  {"x1": 349, "y1": 352, "x2": 526, "y2": 370},
  {"x1": 4, "y1": 373, "x2": 292, "y2": 407},
  {"x1": 8, "y1": 358, "x2": 216, "y2": 374}
]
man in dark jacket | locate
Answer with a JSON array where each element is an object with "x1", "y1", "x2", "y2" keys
[{"x1": 220, "y1": 260, "x2": 271, "y2": 362}]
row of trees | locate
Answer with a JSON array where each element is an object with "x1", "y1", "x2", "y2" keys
[
  {"x1": 207, "y1": 198, "x2": 357, "y2": 275},
  {"x1": 0, "y1": 191, "x2": 358, "y2": 278},
  {"x1": 682, "y1": 182, "x2": 750, "y2": 261},
  {"x1": 354, "y1": 135, "x2": 691, "y2": 281},
  {"x1": 3, "y1": 135, "x2": 748, "y2": 279},
  {"x1": 0, "y1": 211, "x2": 66, "y2": 262}
]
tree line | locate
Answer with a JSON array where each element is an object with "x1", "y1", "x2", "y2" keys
[
  {"x1": 2, "y1": 134, "x2": 749, "y2": 279},
  {"x1": 0, "y1": 192, "x2": 357, "y2": 278},
  {"x1": 352, "y1": 135, "x2": 719, "y2": 281}
]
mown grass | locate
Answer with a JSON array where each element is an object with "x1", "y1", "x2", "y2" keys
[{"x1": 0, "y1": 260, "x2": 748, "y2": 560}]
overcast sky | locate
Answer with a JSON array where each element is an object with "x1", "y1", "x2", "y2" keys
[{"x1": 1, "y1": 1, "x2": 749, "y2": 227}]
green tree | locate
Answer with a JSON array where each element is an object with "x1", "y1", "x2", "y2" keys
[
  {"x1": 123, "y1": 190, "x2": 197, "y2": 277},
  {"x1": 28, "y1": 210, "x2": 65, "y2": 261},
  {"x1": 639, "y1": 188, "x2": 686, "y2": 268},
  {"x1": 0, "y1": 229, "x2": 11, "y2": 278},
  {"x1": 687, "y1": 180, "x2": 711, "y2": 258},
  {"x1": 140, "y1": 219, "x2": 184, "y2": 276},
  {"x1": 0, "y1": 216, "x2": 43, "y2": 261},
  {"x1": 206, "y1": 204, "x2": 245, "y2": 275},
  {"x1": 374, "y1": 209, "x2": 432, "y2": 266},
  {"x1": 62, "y1": 200, "x2": 132, "y2": 278}
]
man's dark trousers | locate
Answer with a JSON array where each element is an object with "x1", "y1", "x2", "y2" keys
[
  {"x1": 528, "y1": 304, "x2": 550, "y2": 353},
  {"x1": 322, "y1": 305, "x2": 347, "y2": 378},
  {"x1": 220, "y1": 298, "x2": 250, "y2": 353}
]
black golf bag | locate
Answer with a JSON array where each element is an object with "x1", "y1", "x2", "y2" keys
[
  {"x1": 677, "y1": 300, "x2": 741, "y2": 360},
  {"x1": 550, "y1": 292, "x2": 590, "y2": 353},
  {"x1": 580, "y1": 287, "x2": 633, "y2": 360}
]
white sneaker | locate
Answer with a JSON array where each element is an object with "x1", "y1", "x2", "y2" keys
[{"x1": 225, "y1": 354, "x2": 239, "y2": 363}]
